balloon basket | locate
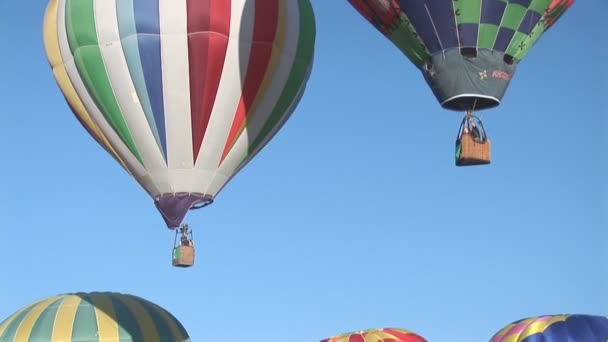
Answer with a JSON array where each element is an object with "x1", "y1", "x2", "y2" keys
[
  {"x1": 172, "y1": 246, "x2": 194, "y2": 268},
  {"x1": 456, "y1": 133, "x2": 491, "y2": 166}
]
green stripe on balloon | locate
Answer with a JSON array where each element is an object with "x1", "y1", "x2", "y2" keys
[
  {"x1": 501, "y1": 4, "x2": 527, "y2": 31},
  {"x1": 28, "y1": 298, "x2": 62, "y2": 340},
  {"x1": 0, "y1": 304, "x2": 37, "y2": 340},
  {"x1": 478, "y1": 23, "x2": 500, "y2": 49},
  {"x1": 456, "y1": 0, "x2": 481, "y2": 25},
  {"x1": 505, "y1": 31, "x2": 528, "y2": 57},
  {"x1": 388, "y1": 17, "x2": 429, "y2": 67},
  {"x1": 513, "y1": 19, "x2": 546, "y2": 60},
  {"x1": 135, "y1": 296, "x2": 174, "y2": 340},
  {"x1": 109, "y1": 294, "x2": 145, "y2": 340},
  {"x1": 243, "y1": 0, "x2": 316, "y2": 162},
  {"x1": 530, "y1": 0, "x2": 550, "y2": 14},
  {"x1": 65, "y1": 0, "x2": 144, "y2": 165},
  {"x1": 71, "y1": 295, "x2": 98, "y2": 341}
]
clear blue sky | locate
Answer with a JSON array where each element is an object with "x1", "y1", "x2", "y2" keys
[{"x1": 0, "y1": 1, "x2": 606, "y2": 341}]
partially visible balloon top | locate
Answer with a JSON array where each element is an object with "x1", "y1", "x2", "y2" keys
[
  {"x1": 490, "y1": 314, "x2": 608, "y2": 342},
  {"x1": 321, "y1": 328, "x2": 428, "y2": 342},
  {"x1": 0, "y1": 292, "x2": 190, "y2": 342},
  {"x1": 348, "y1": 0, "x2": 575, "y2": 68}
]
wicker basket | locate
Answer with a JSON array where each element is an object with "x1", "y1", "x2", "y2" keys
[
  {"x1": 456, "y1": 132, "x2": 491, "y2": 166},
  {"x1": 172, "y1": 246, "x2": 194, "y2": 267}
]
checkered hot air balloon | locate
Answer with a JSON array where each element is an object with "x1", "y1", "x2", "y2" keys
[
  {"x1": 348, "y1": 0, "x2": 574, "y2": 111},
  {"x1": 321, "y1": 328, "x2": 428, "y2": 342},
  {"x1": 42, "y1": 0, "x2": 316, "y2": 233},
  {"x1": 347, "y1": 0, "x2": 574, "y2": 166},
  {"x1": 490, "y1": 314, "x2": 608, "y2": 342}
]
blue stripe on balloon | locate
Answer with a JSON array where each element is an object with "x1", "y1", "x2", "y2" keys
[
  {"x1": 396, "y1": 0, "x2": 442, "y2": 54},
  {"x1": 117, "y1": 0, "x2": 167, "y2": 161},
  {"x1": 458, "y1": 23, "x2": 479, "y2": 48},
  {"x1": 425, "y1": 0, "x2": 459, "y2": 50},
  {"x1": 135, "y1": 0, "x2": 167, "y2": 160},
  {"x1": 493, "y1": 26, "x2": 514, "y2": 52},
  {"x1": 481, "y1": 0, "x2": 506, "y2": 25}
]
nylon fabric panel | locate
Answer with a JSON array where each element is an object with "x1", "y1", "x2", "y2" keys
[
  {"x1": 322, "y1": 328, "x2": 427, "y2": 342},
  {"x1": 95, "y1": 0, "x2": 172, "y2": 194},
  {"x1": 56, "y1": 0, "x2": 157, "y2": 197},
  {"x1": 513, "y1": 0, "x2": 571, "y2": 60},
  {"x1": 192, "y1": 0, "x2": 254, "y2": 196},
  {"x1": 90, "y1": 293, "x2": 120, "y2": 340},
  {"x1": 0, "y1": 305, "x2": 37, "y2": 341},
  {"x1": 220, "y1": 0, "x2": 280, "y2": 162},
  {"x1": 516, "y1": 9, "x2": 542, "y2": 35},
  {"x1": 424, "y1": 0, "x2": 459, "y2": 50},
  {"x1": 13, "y1": 297, "x2": 58, "y2": 341},
  {"x1": 219, "y1": 0, "x2": 315, "y2": 192},
  {"x1": 117, "y1": 0, "x2": 167, "y2": 159},
  {"x1": 455, "y1": 0, "x2": 481, "y2": 47},
  {"x1": 120, "y1": 295, "x2": 161, "y2": 342},
  {"x1": 347, "y1": 0, "x2": 429, "y2": 67},
  {"x1": 159, "y1": 0, "x2": 195, "y2": 179},
  {"x1": 43, "y1": 0, "x2": 128, "y2": 171},
  {"x1": 28, "y1": 298, "x2": 62, "y2": 340},
  {"x1": 145, "y1": 300, "x2": 190, "y2": 341},
  {"x1": 396, "y1": 1, "x2": 442, "y2": 53},
  {"x1": 134, "y1": 0, "x2": 168, "y2": 159},
  {"x1": 188, "y1": 0, "x2": 231, "y2": 162},
  {"x1": 64, "y1": 0, "x2": 144, "y2": 164},
  {"x1": 132, "y1": 297, "x2": 173, "y2": 342},
  {"x1": 71, "y1": 297, "x2": 99, "y2": 341},
  {"x1": 51, "y1": 295, "x2": 81, "y2": 341},
  {"x1": 236, "y1": 0, "x2": 315, "y2": 169},
  {"x1": 222, "y1": 0, "x2": 299, "y2": 175}
]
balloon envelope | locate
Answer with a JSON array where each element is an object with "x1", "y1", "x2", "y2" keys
[
  {"x1": 321, "y1": 328, "x2": 428, "y2": 342},
  {"x1": 491, "y1": 314, "x2": 608, "y2": 342},
  {"x1": 43, "y1": 0, "x2": 316, "y2": 228},
  {"x1": 348, "y1": 0, "x2": 574, "y2": 111},
  {"x1": 0, "y1": 292, "x2": 190, "y2": 341}
]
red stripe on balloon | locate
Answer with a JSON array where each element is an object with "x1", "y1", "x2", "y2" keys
[
  {"x1": 348, "y1": 334, "x2": 366, "y2": 342},
  {"x1": 187, "y1": 0, "x2": 231, "y2": 162},
  {"x1": 384, "y1": 329, "x2": 425, "y2": 342},
  {"x1": 219, "y1": 0, "x2": 279, "y2": 163}
]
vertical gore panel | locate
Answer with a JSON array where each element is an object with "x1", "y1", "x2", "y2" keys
[
  {"x1": 426, "y1": 0, "x2": 459, "y2": 49},
  {"x1": 245, "y1": 0, "x2": 315, "y2": 159},
  {"x1": 65, "y1": 0, "x2": 143, "y2": 163},
  {"x1": 188, "y1": 0, "x2": 231, "y2": 161},
  {"x1": 396, "y1": 0, "x2": 442, "y2": 53},
  {"x1": 220, "y1": 0, "x2": 280, "y2": 162},
  {"x1": 133, "y1": 0, "x2": 168, "y2": 158}
]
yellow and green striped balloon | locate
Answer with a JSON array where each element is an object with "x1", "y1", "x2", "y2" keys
[{"x1": 0, "y1": 292, "x2": 189, "y2": 342}]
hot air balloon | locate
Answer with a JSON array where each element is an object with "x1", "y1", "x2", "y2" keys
[
  {"x1": 490, "y1": 314, "x2": 608, "y2": 341},
  {"x1": 43, "y1": 0, "x2": 316, "y2": 266},
  {"x1": 0, "y1": 292, "x2": 190, "y2": 341},
  {"x1": 321, "y1": 328, "x2": 428, "y2": 342},
  {"x1": 348, "y1": 0, "x2": 574, "y2": 166}
]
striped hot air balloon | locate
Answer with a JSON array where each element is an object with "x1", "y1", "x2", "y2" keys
[
  {"x1": 42, "y1": 0, "x2": 316, "y2": 229},
  {"x1": 0, "y1": 292, "x2": 189, "y2": 342},
  {"x1": 321, "y1": 328, "x2": 428, "y2": 342},
  {"x1": 490, "y1": 314, "x2": 608, "y2": 342}
]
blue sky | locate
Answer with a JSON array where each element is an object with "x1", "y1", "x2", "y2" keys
[{"x1": 0, "y1": 1, "x2": 605, "y2": 341}]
